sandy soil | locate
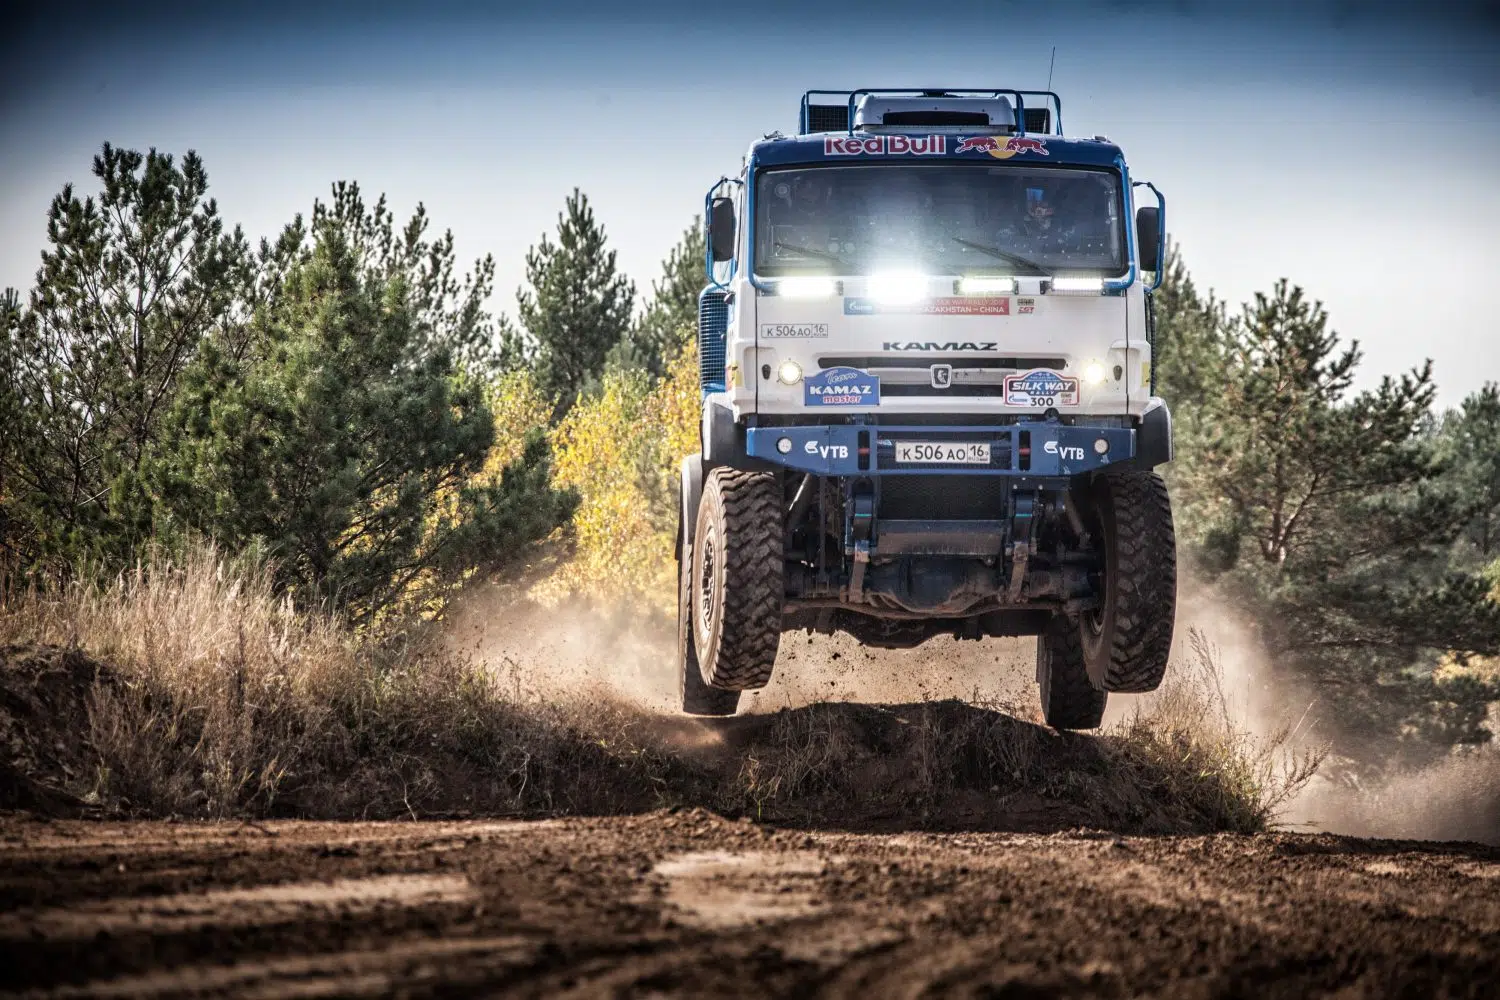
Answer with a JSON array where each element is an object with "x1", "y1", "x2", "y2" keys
[{"x1": 2, "y1": 811, "x2": 1496, "y2": 998}]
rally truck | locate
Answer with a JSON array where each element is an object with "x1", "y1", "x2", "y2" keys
[{"x1": 676, "y1": 89, "x2": 1175, "y2": 729}]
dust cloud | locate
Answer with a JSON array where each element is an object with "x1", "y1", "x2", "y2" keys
[
  {"x1": 1108, "y1": 582, "x2": 1500, "y2": 846},
  {"x1": 445, "y1": 576, "x2": 1497, "y2": 845},
  {"x1": 444, "y1": 583, "x2": 1037, "y2": 716}
]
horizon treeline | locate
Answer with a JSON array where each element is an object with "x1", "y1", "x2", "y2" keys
[{"x1": 2, "y1": 143, "x2": 1497, "y2": 774}]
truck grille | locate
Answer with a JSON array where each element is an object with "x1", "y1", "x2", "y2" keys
[
  {"x1": 880, "y1": 475, "x2": 1008, "y2": 520},
  {"x1": 698, "y1": 289, "x2": 729, "y2": 392},
  {"x1": 815, "y1": 355, "x2": 1069, "y2": 398},
  {"x1": 819, "y1": 355, "x2": 1067, "y2": 370},
  {"x1": 881, "y1": 384, "x2": 1009, "y2": 398}
]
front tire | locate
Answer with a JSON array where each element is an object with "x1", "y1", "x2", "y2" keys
[
  {"x1": 678, "y1": 529, "x2": 739, "y2": 716},
  {"x1": 676, "y1": 456, "x2": 735, "y2": 715},
  {"x1": 1037, "y1": 615, "x2": 1108, "y2": 730},
  {"x1": 1078, "y1": 470, "x2": 1177, "y2": 693},
  {"x1": 692, "y1": 468, "x2": 783, "y2": 691}
]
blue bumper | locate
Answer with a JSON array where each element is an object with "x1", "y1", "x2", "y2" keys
[{"x1": 745, "y1": 423, "x2": 1135, "y2": 477}]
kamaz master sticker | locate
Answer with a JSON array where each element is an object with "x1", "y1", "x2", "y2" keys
[
  {"x1": 805, "y1": 366, "x2": 880, "y2": 407},
  {"x1": 1004, "y1": 369, "x2": 1078, "y2": 407},
  {"x1": 845, "y1": 297, "x2": 1009, "y2": 316},
  {"x1": 759, "y1": 323, "x2": 829, "y2": 339}
]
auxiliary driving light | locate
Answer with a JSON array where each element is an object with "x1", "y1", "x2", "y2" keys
[
  {"x1": 957, "y1": 276, "x2": 1016, "y2": 295},
  {"x1": 869, "y1": 271, "x2": 928, "y2": 305},
  {"x1": 1094, "y1": 438, "x2": 1110, "y2": 455},
  {"x1": 776, "y1": 276, "x2": 837, "y2": 299},
  {"x1": 1050, "y1": 276, "x2": 1105, "y2": 293},
  {"x1": 1082, "y1": 361, "x2": 1108, "y2": 385},
  {"x1": 776, "y1": 360, "x2": 804, "y2": 385},
  {"x1": 777, "y1": 437, "x2": 793, "y2": 455}
]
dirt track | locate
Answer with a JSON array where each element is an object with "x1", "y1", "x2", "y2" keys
[{"x1": 2, "y1": 811, "x2": 1497, "y2": 998}]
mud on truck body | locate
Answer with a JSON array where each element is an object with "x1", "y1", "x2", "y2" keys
[{"x1": 677, "y1": 89, "x2": 1176, "y2": 729}]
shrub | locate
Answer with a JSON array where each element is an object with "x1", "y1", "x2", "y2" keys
[
  {"x1": 543, "y1": 344, "x2": 700, "y2": 611},
  {"x1": 1112, "y1": 628, "x2": 1327, "y2": 833}
]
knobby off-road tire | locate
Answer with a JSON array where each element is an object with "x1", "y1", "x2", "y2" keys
[
  {"x1": 678, "y1": 530, "x2": 740, "y2": 716},
  {"x1": 1036, "y1": 615, "x2": 1108, "y2": 730},
  {"x1": 676, "y1": 456, "x2": 736, "y2": 715},
  {"x1": 692, "y1": 468, "x2": 783, "y2": 691},
  {"x1": 1079, "y1": 469, "x2": 1177, "y2": 693}
]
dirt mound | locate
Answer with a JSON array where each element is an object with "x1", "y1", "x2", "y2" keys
[
  {"x1": 694, "y1": 700, "x2": 1246, "y2": 834},
  {"x1": 1, "y1": 644, "x2": 1267, "y2": 835},
  {"x1": 0, "y1": 644, "x2": 114, "y2": 814}
]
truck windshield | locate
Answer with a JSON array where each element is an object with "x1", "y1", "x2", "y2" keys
[{"x1": 754, "y1": 164, "x2": 1126, "y2": 277}]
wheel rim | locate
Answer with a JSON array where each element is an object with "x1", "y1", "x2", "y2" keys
[{"x1": 697, "y1": 524, "x2": 718, "y2": 636}]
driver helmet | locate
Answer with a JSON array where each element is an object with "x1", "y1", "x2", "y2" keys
[
  {"x1": 791, "y1": 173, "x2": 828, "y2": 212},
  {"x1": 1024, "y1": 186, "x2": 1055, "y2": 231}
]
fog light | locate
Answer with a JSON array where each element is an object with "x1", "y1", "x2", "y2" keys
[
  {"x1": 776, "y1": 360, "x2": 803, "y2": 385},
  {"x1": 1082, "y1": 361, "x2": 1107, "y2": 384},
  {"x1": 1094, "y1": 438, "x2": 1109, "y2": 455},
  {"x1": 777, "y1": 437, "x2": 793, "y2": 455}
]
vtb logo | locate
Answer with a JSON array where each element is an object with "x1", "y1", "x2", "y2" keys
[{"x1": 930, "y1": 364, "x2": 953, "y2": 389}]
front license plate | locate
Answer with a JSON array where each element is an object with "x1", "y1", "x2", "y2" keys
[{"x1": 895, "y1": 441, "x2": 991, "y2": 464}]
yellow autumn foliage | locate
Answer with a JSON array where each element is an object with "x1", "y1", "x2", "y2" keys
[
  {"x1": 540, "y1": 344, "x2": 701, "y2": 612},
  {"x1": 484, "y1": 368, "x2": 555, "y2": 472}
]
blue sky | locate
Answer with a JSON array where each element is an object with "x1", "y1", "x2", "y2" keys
[{"x1": 4, "y1": 1, "x2": 1498, "y2": 406}]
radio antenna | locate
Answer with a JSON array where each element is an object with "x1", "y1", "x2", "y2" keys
[{"x1": 1046, "y1": 46, "x2": 1056, "y2": 91}]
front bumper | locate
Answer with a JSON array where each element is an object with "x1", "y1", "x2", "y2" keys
[{"x1": 745, "y1": 422, "x2": 1136, "y2": 477}]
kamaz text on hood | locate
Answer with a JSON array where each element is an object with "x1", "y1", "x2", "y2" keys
[{"x1": 884, "y1": 341, "x2": 998, "y2": 352}]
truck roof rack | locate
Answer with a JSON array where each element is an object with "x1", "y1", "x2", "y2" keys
[{"x1": 798, "y1": 89, "x2": 1063, "y2": 137}]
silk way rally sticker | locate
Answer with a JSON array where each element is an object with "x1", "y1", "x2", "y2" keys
[
  {"x1": 805, "y1": 366, "x2": 879, "y2": 407},
  {"x1": 1004, "y1": 369, "x2": 1079, "y2": 407}
]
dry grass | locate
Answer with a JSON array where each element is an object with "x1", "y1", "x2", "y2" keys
[
  {"x1": 1111, "y1": 628, "x2": 1329, "y2": 833},
  {"x1": 0, "y1": 545, "x2": 689, "y2": 819},
  {"x1": 1, "y1": 549, "x2": 1322, "y2": 833}
]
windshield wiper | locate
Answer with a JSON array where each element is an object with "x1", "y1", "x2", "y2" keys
[
  {"x1": 774, "y1": 241, "x2": 850, "y2": 266},
  {"x1": 950, "y1": 238, "x2": 1051, "y2": 275}
]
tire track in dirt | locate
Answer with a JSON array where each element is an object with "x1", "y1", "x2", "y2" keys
[{"x1": 2, "y1": 811, "x2": 1496, "y2": 998}]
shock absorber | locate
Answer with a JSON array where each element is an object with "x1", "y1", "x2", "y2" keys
[{"x1": 846, "y1": 487, "x2": 875, "y2": 603}]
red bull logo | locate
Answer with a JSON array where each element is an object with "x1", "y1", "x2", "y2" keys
[
  {"x1": 955, "y1": 136, "x2": 999, "y2": 153},
  {"x1": 955, "y1": 135, "x2": 1050, "y2": 159},
  {"x1": 823, "y1": 135, "x2": 947, "y2": 156}
]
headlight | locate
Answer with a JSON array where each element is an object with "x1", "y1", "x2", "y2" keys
[
  {"x1": 776, "y1": 360, "x2": 803, "y2": 385},
  {"x1": 869, "y1": 271, "x2": 928, "y2": 305},
  {"x1": 1082, "y1": 361, "x2": 1108, "y2": 384},
  {"x1": 957, "y1": 276, "x2": 1016, "y2": 295},
  {"x1": 776, "y1": 276, "x2": 837, "y2": 299}
]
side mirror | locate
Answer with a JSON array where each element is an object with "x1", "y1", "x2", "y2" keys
[
  {"x1": 1135, "y1": 205, "x2": 1162, "y2": 271},
  {"x1": 709, "y1": 197, "x2": 736, "y2": 264}
]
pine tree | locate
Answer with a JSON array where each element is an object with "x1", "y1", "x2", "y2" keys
[
  {"x1": 1177, "y1": 279, "x2": 1500, "y2": 762},
  {"x1": 608, "y1": 216, "x2": 704, "y2": 378},
  {"x1": 516, "y1": 189, "x2": 635, "y2": 413},
  {"x1": 308, "y1": 182, "x2": 506, "y2": 375},
  {"x1": 0, "y1": 145, "x2": 252, "y2": 572},
  {"x1": 158, "y1": 208, "x2": 574, "y2": 624},
  {"x1": 1436, "y1": 384, "x2": 1500, "y2": 564},
  {"x1": 1150, "y1": 243, "x2": 1227, "y2": 415}
]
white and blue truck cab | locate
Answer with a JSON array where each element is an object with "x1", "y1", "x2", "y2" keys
[{"x1": 677, "y1": 89, "x2": 1176, "y2": 728}]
